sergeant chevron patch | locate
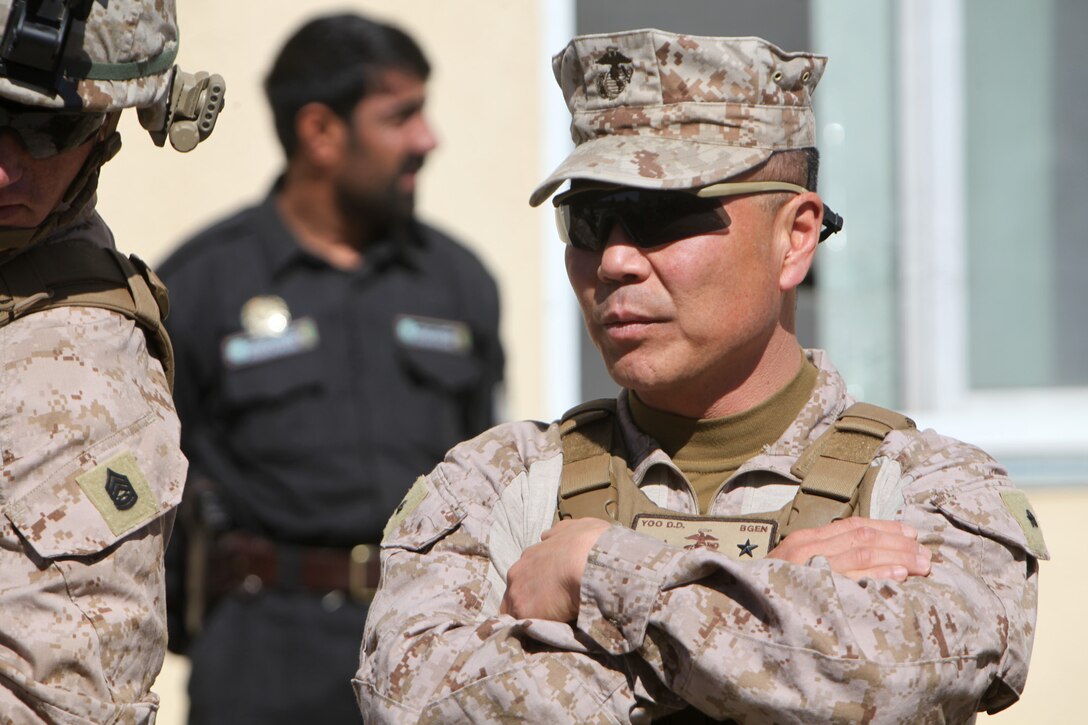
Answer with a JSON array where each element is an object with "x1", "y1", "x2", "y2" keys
[{"x1": 76, "y1": 451, "x2": 160, "y2": 536}]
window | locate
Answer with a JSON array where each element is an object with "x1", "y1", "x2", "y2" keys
[{"x1": 820, "y1": 0, "x2": 1088, "y2": 484}]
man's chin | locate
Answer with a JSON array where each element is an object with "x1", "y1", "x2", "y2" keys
[
  {"x1": 391, "y1": 194, "x2": 415, "y2": 220},
  {"x1": 377, "y1": 186, "x2": 415, "y2": 219},
  {"x1": 602, "y1": 359, "x2": 661, "y2": 396},
  {"x1": 0, "y1": 205, "x2": 41, "y2": 228},
  {"x1": 337, "y1": 192, "x2": 415, "y2": 228}
]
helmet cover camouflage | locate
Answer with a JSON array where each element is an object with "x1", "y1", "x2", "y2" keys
[
  {"x1": 0, "y1": 0, "x2": 224, "y2": 256},
  {"x1": 530, "y1": 29, "x2": 827, "y2": 206},
  {"x1": 0, "y1": 0, "x2": 177, "y2": 112}
]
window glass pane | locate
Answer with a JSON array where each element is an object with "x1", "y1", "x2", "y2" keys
[
  {"x1": 576, "y1": 0, "x2": 810, "y2": 47},
  {"x1": 965, "y1": 0, "x2": 1088, "y2": 389},
  {"x1": 811, "y1": 0, "x2": 899, "y2": 407}
]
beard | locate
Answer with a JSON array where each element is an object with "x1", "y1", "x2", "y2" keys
[{"x1": 334, "y1": 154, "x2": 424, "y2": 236}]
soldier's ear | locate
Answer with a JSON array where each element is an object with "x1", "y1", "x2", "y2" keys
[
  {"x1": 777, "y1": 191, "x2": 821, "y2": 292},
  {"x1": 293, "y1": 102, "x2": 347, "y2": 168}
]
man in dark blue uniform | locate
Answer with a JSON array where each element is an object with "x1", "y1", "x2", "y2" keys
[{"x1": 159, "y1": 13, "x2": 504, "y2": 724}]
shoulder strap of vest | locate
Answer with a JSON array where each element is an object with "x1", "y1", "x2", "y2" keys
[
  {"x1": 779, "y1": 402, "x2": 916, "y2": 537},
  {"x1": 0, "y1": 240, "x2": 175, "y2": 391},
  {"x1": 556, "y1": 398, "x2": 917, "y2": 542},
  {"x1": 556, "y1": 399, "x2": 619, "y2": 523}
]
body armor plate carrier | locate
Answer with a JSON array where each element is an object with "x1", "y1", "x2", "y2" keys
[
  {"x1": 557, "y1": 398, "x2": 915, "y2": 553},
  {"x1": 0, "y1": 240, "x2": 175, "y2": 391}
]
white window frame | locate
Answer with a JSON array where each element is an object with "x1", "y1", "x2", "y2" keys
[
  {"x1": 539, "y1": 0, "x2": 580, "y2": 420},
  {"x1": 897, "y1": 0, "x2": 1088, "y2": 485}
]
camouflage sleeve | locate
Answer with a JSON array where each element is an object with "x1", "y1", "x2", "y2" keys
[
  {"x1": 355, "y1": 424, "x2": 642, "y2": 724},
  {"x1": 576, "y1": 429, "x2": 1045, "y2": 722},
  {"x1": 0, "y1": 307, "x2": 186, "y2": 723}
]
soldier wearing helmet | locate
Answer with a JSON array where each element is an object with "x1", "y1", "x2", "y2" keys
[{"x1": 0, "y1": 1, "x2": 222, "y2": 721}]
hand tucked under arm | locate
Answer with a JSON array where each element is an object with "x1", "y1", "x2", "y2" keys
[
  {"x1": 500, "y1": 518, "x2": 611, "y2": 622},
  {"x1": 502, "y1": 516, "x2": 930, "y2": 624},
  {"x1": 767, "y1": 516, "x2": 931, "y2": 581}
]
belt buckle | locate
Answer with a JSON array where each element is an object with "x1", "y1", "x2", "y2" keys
[{"x1": 348, "y1": 544, "x2": 379, "y2": 602}]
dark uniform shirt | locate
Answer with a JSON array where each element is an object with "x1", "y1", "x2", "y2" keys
[{"x1": 158, "y1": 190, "x2": 503, "y2": 723}]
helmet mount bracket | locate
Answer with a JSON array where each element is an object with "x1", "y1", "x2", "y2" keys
[{"x1": 0, "y1": 0, "x2": 91, "y2": 89}]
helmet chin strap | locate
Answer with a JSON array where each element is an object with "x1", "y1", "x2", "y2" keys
[{"x1": 0, "y1": 113, "x2": 122, "y2": 257}]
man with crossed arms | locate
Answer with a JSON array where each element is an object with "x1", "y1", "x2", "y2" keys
[{"x1": 356, "y1": 29, "x2": 1045, "y2": 723}]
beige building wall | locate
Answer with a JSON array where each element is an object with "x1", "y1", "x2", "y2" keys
[
  {"x1": 88, "y1": 2, "x2": 1079, "y2": 721},
  {"x1": 98, "y1": 0, "x2": 549, "y2": 421}
]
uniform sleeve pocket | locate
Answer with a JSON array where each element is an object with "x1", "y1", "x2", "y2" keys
[
  {"x1": 381, "y1": 473, "x2": 467, "y2": 552},
  {"x1": 931, "y1": 484, "x2": 1050, "y2": 561},
  {"x1": 5, "y1": 413, "x2": 185, "y2": 559}
]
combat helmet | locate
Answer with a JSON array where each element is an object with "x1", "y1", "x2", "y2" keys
[
  {"x1": 0, "y1": 0, "x2": 225, "y2": 250},
  {"x1": 1, "y1": 0, "x2": 224, "y2": 149}
]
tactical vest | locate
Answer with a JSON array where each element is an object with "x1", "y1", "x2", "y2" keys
[
  {"x1": 0, "y1": 239, "x2": 175, "y2": 391},
  {"x1": 557, "y1": 399, "x2": 915, "y2": 557}
]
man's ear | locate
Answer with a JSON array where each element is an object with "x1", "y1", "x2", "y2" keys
[
  {"x1": 294, "y1": 102, "x2": 347, "y2": 168},
  {"x1": 776, "y1": 191, "x2": 822, "y2": 292}
]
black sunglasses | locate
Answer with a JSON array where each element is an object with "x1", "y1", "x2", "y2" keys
[
  {"x1": 0, "y1": 98, "x2": 106, "y2": 159},
  {"x1": 554, "y1": 181, "x2": 843, "y2": 252}
]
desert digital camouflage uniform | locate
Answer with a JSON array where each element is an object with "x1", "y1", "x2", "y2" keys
[
  {"x1": 0, "y1": 0, "x2": 221, "y2": 721},
  {"x1": 356, "y1": 29, "x2": 1046, "y2": 722},
  {"x1": 0, "y1": 214, "x2": 186, "y2": 724},
  {"x1": 356, "y1": 351, "x2": 1045, "y2": 723}
]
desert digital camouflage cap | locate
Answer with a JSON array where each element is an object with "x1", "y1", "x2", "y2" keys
[{"x1": 530, "y1": 29, "x2": 827, "y2": 207}]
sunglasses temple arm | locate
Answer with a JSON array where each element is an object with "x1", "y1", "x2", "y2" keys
[{"x1": 819, "y1": 204, "x2": 844, "y2": 243}]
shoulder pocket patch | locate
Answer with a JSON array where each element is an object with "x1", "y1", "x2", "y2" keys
[
  {"x1": 382, "y1": 474, "x2": 466, "y2": 551},
  {"x1": 383, "y1": 476, "x2": 430, "y2": 541},
  {"x1": 931, "y1": 484, "x2": 1050, "y2": 562},
  {"x1": 5, "y1": 412, "x2": 183, "y2": 559},
  {"x1": 999, "y1": 490, "x2": 1049, "y2": 560}
]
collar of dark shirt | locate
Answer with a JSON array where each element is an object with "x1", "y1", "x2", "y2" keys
[{"x1": 259, "y1": 183, "x2": 426, "y2": 276}]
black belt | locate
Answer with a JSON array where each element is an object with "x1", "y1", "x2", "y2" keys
[{"x1": 208, "y1": 532, "x2": 381, "y2": 603}]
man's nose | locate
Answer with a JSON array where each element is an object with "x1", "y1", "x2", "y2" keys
[
  {"x1": 410, "y1": 114, "x2": 438, "y2": 156},
  {"x1": 597, "y1": 221, "x2": 650, "y2": 283}
]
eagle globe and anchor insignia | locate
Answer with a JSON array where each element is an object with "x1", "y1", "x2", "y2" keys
[{"x1": 596, "y1": 46, "x2": 634, "y2": 100}]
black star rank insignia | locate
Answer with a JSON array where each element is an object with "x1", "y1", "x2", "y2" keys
[{"x1": 737, "y1": 538, "x2": 759, "y2": 557}]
